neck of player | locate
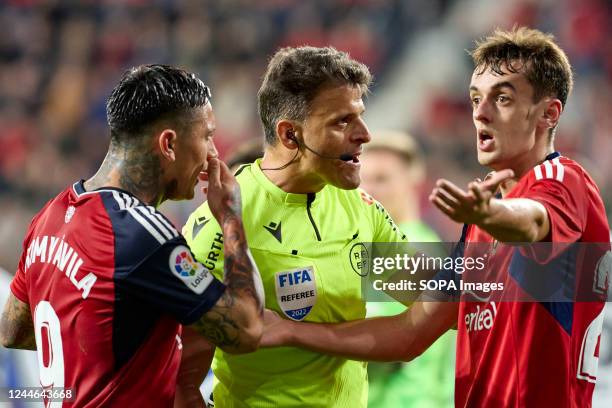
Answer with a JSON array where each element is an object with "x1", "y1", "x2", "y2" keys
[
  {"x1": 260, "y1": 150, "x2": 327, "y2": 194},
  {"x1": 84, "y1": 146, "x2": 166, "y2": 207}
]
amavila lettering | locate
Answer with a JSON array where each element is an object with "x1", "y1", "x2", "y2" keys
[{"x1": 25, "y1": 235, "x2": 97, "y2": 299}]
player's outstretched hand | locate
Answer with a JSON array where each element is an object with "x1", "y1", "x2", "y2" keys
[
  {"x1": 260, "y1": 309, "x2": 293, "y2": 348},
  {"x1": 204, "y1": 157, "x2": 242, "y2": 223},
  {"x1": 429, "y1": 169, "x2": 514, "y2": 225}
]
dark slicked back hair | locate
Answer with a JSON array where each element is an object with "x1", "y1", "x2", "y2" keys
[
  {"x1": 106, "y1": 64, "x2": 211, "y2": 143},
  {"x1": 470, "y1": 27, "x2": 573, "y2": 107},
  {"x1": 258, "y1": 46, "x2": 372, "y2": 146}
]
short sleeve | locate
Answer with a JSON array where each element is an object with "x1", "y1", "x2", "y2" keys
[
  {"x1": 525, "y1": 171, "x2": 585, "y2": 243},
  {"x1": 521, "y1": 164, "x2": 587, "y2": 262},
  {"x1": 10, "y1": 207, "x2": 49, "y2": 304},
  {"x1": 10, "y1": 254, "x2": 28, "y2": 303},
  {"x1": 115, "y1": 236, "x2": 225, "y2": 325}
]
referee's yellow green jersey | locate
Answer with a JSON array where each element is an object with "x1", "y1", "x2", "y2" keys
[{"x1": 184, "y1": 159, "x2": 406, "y2": 408}]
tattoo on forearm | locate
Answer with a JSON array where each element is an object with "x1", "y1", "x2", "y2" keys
[
  {"x1": 191, "y1": 291, "x2": 240, "y2": 348},
  {"x1": 0, "y1": 296, "x2": 36, "y2": 350},
  {"x1": 222, "y1": 214, "x2": 263, "y2": 311},
  {"x1": 192, "y1": 193, "x2": 263, "y2": 349}
]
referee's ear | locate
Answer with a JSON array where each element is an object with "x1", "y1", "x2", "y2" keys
[
  {"x1": 276, "y1": 120, "x2": 299, "y2": 150},
  {"x1": 158, "y1": 129, "x2": 178, "y2": 162}
]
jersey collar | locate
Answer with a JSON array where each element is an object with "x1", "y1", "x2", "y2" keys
[
  {"x1": 544, "y1": 151, "x2": 561, "y2": 161},
  {"x1": 72, "y1": 180, "x2": 141, "y2": 203},
  {"x1": 251, "y1": 159, "x2": 324, "y2": 205}
]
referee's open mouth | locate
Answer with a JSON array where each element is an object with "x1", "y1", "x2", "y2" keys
[{"x1": 341, "y1": 153, "x2": 361, "y2": 167}]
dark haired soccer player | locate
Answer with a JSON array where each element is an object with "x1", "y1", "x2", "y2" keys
[
  {"x1": 0, "y1": 65, "x2": 264, "y2": 407},
  {"x1": 261, "y1": 27, "x2": 610, "y2": 407}
]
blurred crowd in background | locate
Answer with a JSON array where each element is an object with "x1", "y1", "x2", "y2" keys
[
  {"x1": 1, "y1": 0, "x2": 611, "y2": 269},
  {"x1": 0, "y1": 0, "x2": 611, "y2": 406}
]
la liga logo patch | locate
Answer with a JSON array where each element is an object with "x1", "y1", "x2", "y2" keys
[
  {"x1": 175, "y1": 250, "x2": 198, "y2": 277},
  {"x1": 169, "y1": 245, "x2": 213, "y2": 294}
]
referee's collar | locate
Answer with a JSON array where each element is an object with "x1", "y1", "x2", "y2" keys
[{"x1": 252, "y1": 159, "x2": 325, "y2": 205}]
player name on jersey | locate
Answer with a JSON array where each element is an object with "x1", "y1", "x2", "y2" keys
[{"x1": 24, "y1": 235, "x2": 97, "y2": 299}]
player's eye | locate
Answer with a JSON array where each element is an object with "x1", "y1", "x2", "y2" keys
[
  {"x1": 470, "y1": 96, "x2": 481, "y2": 106},
  {"x1": 496, "y1": 95, "x2": 510, "y2": 104}
]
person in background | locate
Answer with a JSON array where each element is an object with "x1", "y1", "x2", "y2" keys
[
  {"x1": 360, "y1": 130, "x2": 454, "y2": 408},
  {"x1": 226, "y1": 138, "x2": 264, "y2": 173}
]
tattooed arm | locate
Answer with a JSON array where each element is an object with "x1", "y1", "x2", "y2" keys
[
  {"x1": 189, "y1": 158, "x2": 264, "y2": 354},
  {"x1": 175, "y1": 159, "x2": 263, "y2": 407},
  {"x1": 0, "y1": 293, "x2": 36, "y2": 350}
]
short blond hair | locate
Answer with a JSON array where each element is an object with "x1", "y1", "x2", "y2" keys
[{"x1": 470, "y1": 26, "x2": 573, "y2": 106}]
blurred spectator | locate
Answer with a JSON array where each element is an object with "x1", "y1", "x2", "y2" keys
[
  {"x1": 0, "y1": 0, "x2": 608, "y2": 280},
  {"x1": 361, "y1": 130, "x2": 455, "y2": 408},
  {"x1": 226, "y1": 138, "x2": 264, "y2": 172},
  {"x1": 1, "y1": 0, "x2": 610, "y2": 404},
  {"x1": 1, "y1": 0, "x2": 436, "y2": 270}
]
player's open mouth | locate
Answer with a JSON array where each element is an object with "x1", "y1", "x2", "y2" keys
[{"x1": 478, "y1": 130, "x2": 494, "y2": 152}]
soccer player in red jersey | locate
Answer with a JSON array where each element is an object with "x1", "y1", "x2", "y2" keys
[
  {"x1": 261, "y1": 27, "x2": 610, "y2": 407},
  {"x1": 0, "y1": 65, "x2": 264, "y2": 407}
]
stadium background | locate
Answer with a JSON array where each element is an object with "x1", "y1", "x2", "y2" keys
[{"x1": 0, "y1": 0, "x2": 610, "y2": 406}]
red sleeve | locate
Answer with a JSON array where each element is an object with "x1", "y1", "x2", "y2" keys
[
  {"x1": 10, "y1": 233, "x2": 31, "y2": 303},
  {"x1": 520, "y1": 164, "x2": 586, "y2": 261},
  {"x1": 527, "y1": 179, "x2": 585, "y2": 243},
  {"x1": 10, "y1": 263, "x2": 28, "y2": 303}
]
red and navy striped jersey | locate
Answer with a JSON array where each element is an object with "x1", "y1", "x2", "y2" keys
[
  {"x1": 10, "y1": 180, "x2": 225, "y2": 407},
  {"x1": 455, "y1": 153, "x2": 610, "y2": 407}
]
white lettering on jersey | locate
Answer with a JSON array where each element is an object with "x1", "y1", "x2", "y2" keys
[
  {"x1": 577, "y1": 308, "x2": 605, "y2": 383},
  {"x1": 464, "y1": 301, "x2": 497, "y2": 332},
  {"x1": 25, "y1": 235, "x2": 97, "y2": 299}
]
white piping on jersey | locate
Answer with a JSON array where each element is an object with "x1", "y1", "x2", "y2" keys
[
  {"x1": 143, "y1": 205, "x2": 178, "y2": 237},
  {"x1": 71, "y1": 183, "x2": 178, "y2": 245},
  {"x1": 134, "y1": 206, "x2": 176, "y2": 241},
  {"x1": 543, "y1": 160, "x2": 553, "y2": 178},
  {"x1": 552, "y1": 157, "x2": 564, "y2": 181},
  {"x1": 127, "y1": 207, "x2": 166, "y2": 244},
  {"x1": 111, "y1": 190, "x2": 177, "y2": 245},
  {"x1": 72, "y1": 182, "x2": 130, "y2": 198},
  {"x1": 533, "y1": 157, "x2": 565, "y2": 182},
  {"x1": 534, "y1": 165, "x2": 543, "y2": 180}
]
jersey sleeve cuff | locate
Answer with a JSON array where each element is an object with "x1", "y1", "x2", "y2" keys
[
  {"x1": 180, "y1": 279, "x2": 226, "y2": 325},
  {"x1": 9, "y1": 279, "x2": 28, "y2": 304}
]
